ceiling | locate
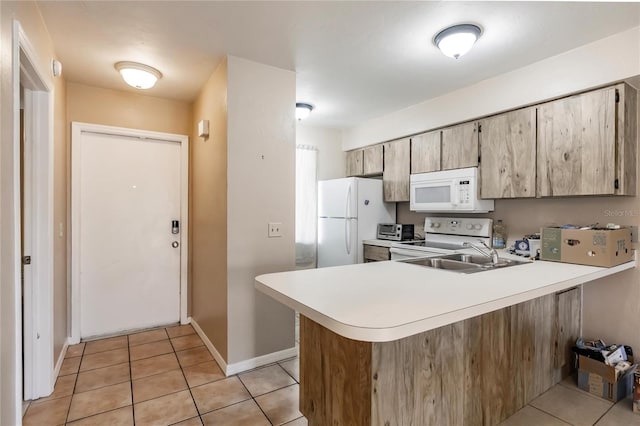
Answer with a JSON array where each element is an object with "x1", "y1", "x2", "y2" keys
[{"x1": 37, "y1": 1, "x2": 640, "y2": 128}]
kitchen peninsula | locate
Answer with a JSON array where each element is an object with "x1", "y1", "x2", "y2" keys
[{"x1": 255, "y1": 255, "x2": 636, "y2": 425}]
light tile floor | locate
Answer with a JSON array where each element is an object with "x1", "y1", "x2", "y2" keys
[
  {"x1": 23, "y1": 324, "x2": 306, "y2": 426},
  {"x1": 24, "y1": 324, "x2": 640, "y2": 426},
  {"x1": 499, "y1": 375, "x2": 640, "y2": 426}
]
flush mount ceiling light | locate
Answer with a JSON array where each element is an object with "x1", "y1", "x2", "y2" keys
[
  {"x1": 114, "y1": 61, "x2": 162, "y2": 89},
  {"x1": 296, "y1": 102, "x2": 314, "y2": 120},
  {"x1": 434, "y1": 24, "x2": 482, "y2": 59}
]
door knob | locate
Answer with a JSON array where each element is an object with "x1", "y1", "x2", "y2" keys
[{"x1": 172, "y1": 241, "x2": 179, "y2": 248}]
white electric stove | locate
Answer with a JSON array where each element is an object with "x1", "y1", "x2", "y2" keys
[{"x1": 390, "y1": 217, "x2": 493, "y2": 260}]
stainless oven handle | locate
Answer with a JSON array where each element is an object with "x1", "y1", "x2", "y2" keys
[{"x1": 390, "y1": 247, "x2": 424, "y2": 258}]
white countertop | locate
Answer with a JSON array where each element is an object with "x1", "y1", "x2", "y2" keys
[{"x1": 255, "y1": 252, "x2": 636, "y2": 343}]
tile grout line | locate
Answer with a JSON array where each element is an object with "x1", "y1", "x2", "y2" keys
[
  {"x1": 236, "y1": 373, "x2": 274, "y2": 426},
  {"x1": 127, "y1": 334, "x2": 136, "y2": 426},
  {"x1": 64, "y1": 343, "x2": 86, "y2": 425},
  {"x1": 528, "y1": 404, "x2": 574, "y2": 425},
  {"x1": 169, "y1": 328, "x2": 206, "y2": 424}
]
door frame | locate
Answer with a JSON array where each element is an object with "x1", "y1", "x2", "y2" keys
[
  {"x1": 70, "y1": 122, "x2": 189, "y2": 344},
  {"x1": 13, "y1": 21, "x2": 55, "y2": 402}
]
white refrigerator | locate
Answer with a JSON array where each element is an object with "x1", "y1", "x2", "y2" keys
[{"x1": 318, "y1": 178, "x2": 395, "y2": 267}]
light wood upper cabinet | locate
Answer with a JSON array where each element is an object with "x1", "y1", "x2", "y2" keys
[
  {"x1": 383, "y1": 138, "x2": 410, "y2": 202},
  {"x1": 363, "y1": 144, "x2": 384, "y2": 176},
  {"x1": 410, "y1": 131, "x2": 441, "y2": 174},
  {"x1": 615, "y1": 83, "x2": 637, "y2": 196},
  {"x1": 479, "y1": 108, "x2": 537, "y2": 199},
  {"x1": 536, "y1": 85, "x2": 630, "y2": 196},
  {"x1": 346, "y1": 149, "x2": 364, "y2": 177},
  {"x1": 441, "y1": 122, "x2": 479, "y2": 170}
]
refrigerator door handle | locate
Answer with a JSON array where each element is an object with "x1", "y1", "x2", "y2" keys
[
  {"x1": 345, "y1": 219, "x2": 351, "y2": 255},
  {"x1": 345, "y1": 184, "x2": 352, "y2": 255},
  {"x1": 345, "y1": 183, "x2": 351, "y2": 219}
]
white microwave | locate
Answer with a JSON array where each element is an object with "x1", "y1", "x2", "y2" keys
[{"x1": 409, "y1": 167, "x2": 494, "y2": 213}]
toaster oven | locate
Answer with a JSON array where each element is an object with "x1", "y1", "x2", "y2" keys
[{"x1": 377, "y1": 224, "x2": 414, "y2": 241}]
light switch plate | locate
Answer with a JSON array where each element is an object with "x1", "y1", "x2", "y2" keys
[{"x1": 268, "y1": 222, "x2": 282, "y2": 238}]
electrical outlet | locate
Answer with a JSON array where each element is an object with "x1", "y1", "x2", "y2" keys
[{"x1": 268, "y1": 222, "x2": 282, "y2": 238}]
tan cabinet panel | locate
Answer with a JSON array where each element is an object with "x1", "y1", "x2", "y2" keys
[
  {"x1": 615, "y1": 83, "x2": 637, "y2": 196},
  {"x1": 383, "y1": 138, "x2": 410, "y2": 202},
  {"x1": 363, "y1": 144, "x2": 384, "y2": 176},
  {"x1": 363, "y1": 244, "x2": 390, "y2": 262},
  {"x1": 346, "y1": 149, "x2": 364, "y2": 177},
  {"x1": 479, "y1": 108, "x2": 536, "y2": 199},
  {"x1": 537, "y1": 87, "x2": 616, "y2": 196},
  {"x1": 441, "y1": 122, "x2": 479, "y2": 170},
  {"x1": 411, "y1": 131, "x2": 441, "y2": 174}
]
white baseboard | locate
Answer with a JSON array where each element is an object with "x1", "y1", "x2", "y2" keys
[
  {"x1": 226, "y1": 346, "x2": 298, "y2": 376},
  {"x1": 188, "y1": 317, "x2": 229, "y2": 375},
  {"x1": 53, "y1": 339, "x2": 70, "y2": 380},
  {"x1": 188, "y1": 317, "x2": 298, "y2": 376}
]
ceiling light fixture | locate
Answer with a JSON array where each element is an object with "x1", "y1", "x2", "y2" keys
[
  {"x1": 434, "y1": 24, "x2": 482, "y2": 59},
  {"x1": 114, "y1": 61, "x2": 162, "y2": 89},
  {"x1": 296, "y1": 103, "x2": 314, "y2": 120}
]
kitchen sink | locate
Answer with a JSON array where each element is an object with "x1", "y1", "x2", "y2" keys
[{"x1": 398, "y1": 254, "x2": 529, "y2": 273}]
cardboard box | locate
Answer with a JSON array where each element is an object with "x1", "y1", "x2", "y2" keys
[
  {"x1": 634, "y1": 369, "x2": 640, "y2": 414},
  {"x1": 540, "y1": 227, "x2": 634, "y2": 267},
  {"x1": 577, "y1": 355, "x2": 637, "y2": 402}
]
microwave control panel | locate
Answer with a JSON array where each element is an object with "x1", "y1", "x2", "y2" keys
[{"x1": 457, "y1": 180, "x2": 471, "y2": 205}]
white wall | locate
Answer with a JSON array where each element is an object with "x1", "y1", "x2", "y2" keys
[
  {"x1": 226, "y1": 56, "x2": 296, "y2": 364},
  {"x1": 1, "y1": 3, "x2": 65, "y2": 423},
  {"x1": 343, "y1": 26, "x2": 640, "y2": 149},
  {"x1": 296, "y1": 124, "x2": 345, "y2": 180}
]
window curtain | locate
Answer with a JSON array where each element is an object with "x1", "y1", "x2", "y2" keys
[{"x1": 295, "y1": 144, "x2": 318, "y2": 266}]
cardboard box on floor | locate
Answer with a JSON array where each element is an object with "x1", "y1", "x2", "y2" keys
[
  {"x1": 540, "y1": 227, "x2": 634, "y2": 267},
  {"x1": 577, "y1": 354, "x2": 637, "y2": 403},
  {"x1": 634, "y1": 370, "x2": 640, "y2": 414}
]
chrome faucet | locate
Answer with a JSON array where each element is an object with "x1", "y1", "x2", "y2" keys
[{"x1": 463, "y1": 240, "x2": 500, "y2": 265}]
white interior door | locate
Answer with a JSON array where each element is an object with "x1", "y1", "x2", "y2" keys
[{"x1": 76, "y1": 129, "x2": 182, "y2": 338}]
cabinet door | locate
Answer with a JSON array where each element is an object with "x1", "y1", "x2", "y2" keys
[
  {"x1": 615, "y1": 83, "x2": 637, "y2": 196},
  {"x1": 479, "y1": 108, "x2": 536, "y2": 199},
  {"x1": 554, "y1": 287, "x2": 580, "y2": 371},
  {"x1": 383, "y1": 138, "x2": 410, "y2": 202},
  {"x1": 346, "y1": 149, "x2": 364, "y2": 177},
  {"x1": 363, "y1": 244, "x2": 390, "y2": 262},
  {"x1": 411, "y1": 131, "x2": 441, "y2": 174},
  {"x1": 537, "y1": 88, "x2": 616, "y2": 196},
  {"x1": 441, "y1": 122, "x2": 478, "y2": 170},
  {"x1": 363, "y1": 144, "x2": 384, "y2": 176}
]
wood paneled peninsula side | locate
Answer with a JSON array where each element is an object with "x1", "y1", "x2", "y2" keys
[{"x1": 255, "y1": 254, "x2": 635, "y2": 425}]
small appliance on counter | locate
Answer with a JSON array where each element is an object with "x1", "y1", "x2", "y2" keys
[
  {"x1": 513, "y1": 234, "x2": 541, "y2": 258},
  {"x1": 377, "y1": 223, "x2": 414, "y2": 241}
]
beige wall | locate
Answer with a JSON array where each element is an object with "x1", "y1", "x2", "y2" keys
[
  {"x1": 226, "y1": 56, "x2": 296, "y2": 363},
  {"x1": 343, "y1": 26, "x2": 640, "y2": 149},
  {"x1": 53, "y1": 74, "x2": 67, "y2": 361},
  {"x1": 190, "y1": 59, "x2": 229, "y2": 360},
  {"x1": 67, "y1": 83, "x2": 192, "y2": 135},
  {"x1": 0, "y1": 2, "x2": 66, "y2": 423},
  {"x1": 296, "y1": 123, "x2": 345, "y2": 180}
]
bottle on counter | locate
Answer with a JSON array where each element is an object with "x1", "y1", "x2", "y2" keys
[{"x1": 492, "y1": 219, "x2": 507, "y2": 249}]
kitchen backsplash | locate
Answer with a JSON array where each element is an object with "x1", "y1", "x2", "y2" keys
[{"x1": 397, "y1": 194, "x2": 640, "y2": 246}]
